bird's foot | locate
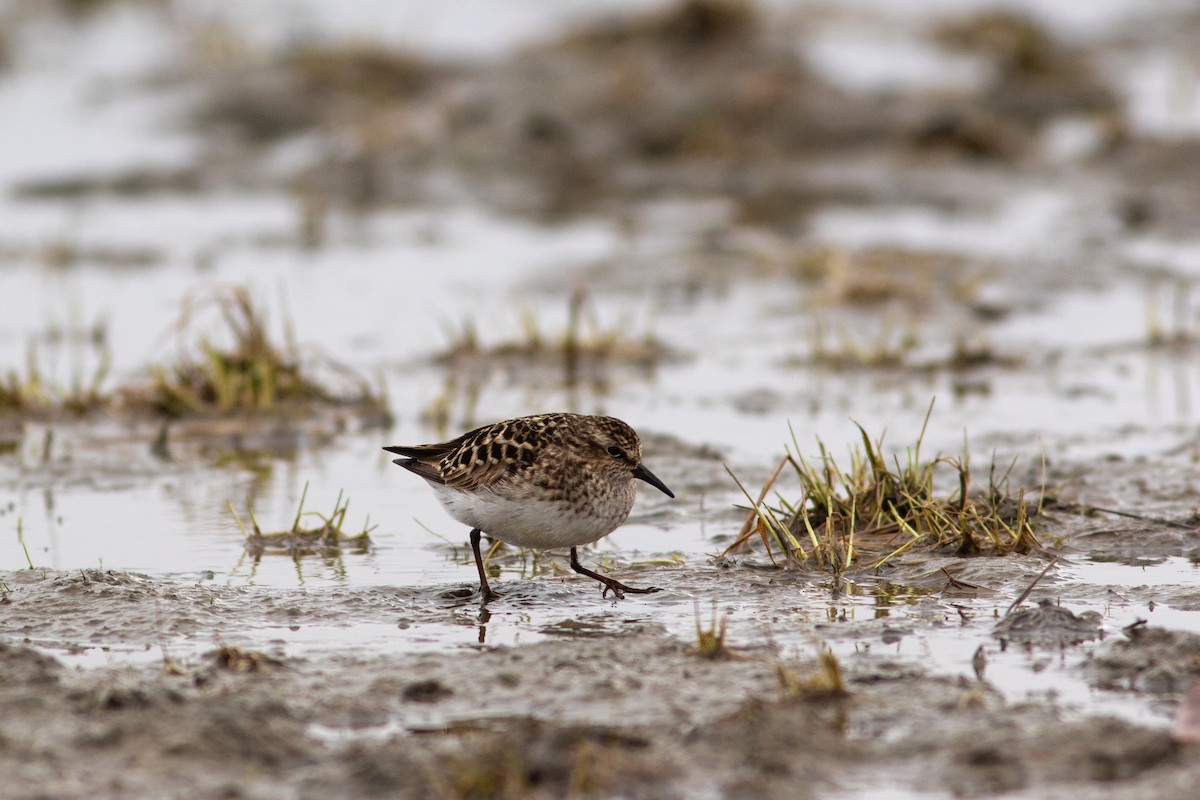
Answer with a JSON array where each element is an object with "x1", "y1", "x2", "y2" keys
[
  {"x1": 569, "y1": 547, "x2": 661, "y2": 601},
  {"x1": 599, "y1": 579, "x2": 661, "y2": 600}
]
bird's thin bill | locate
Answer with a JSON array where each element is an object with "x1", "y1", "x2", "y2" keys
[{"x1": 633, "y1": 463, "x2": 675, "y2": 498}]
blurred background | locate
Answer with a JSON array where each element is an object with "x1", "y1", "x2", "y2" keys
[{"x1": 2, "y1": 0, "x2": 1200, "y2": 589}]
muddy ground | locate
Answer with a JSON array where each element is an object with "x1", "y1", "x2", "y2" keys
[
  {"x1": 5, "y1": 1, "x2": 1200, "y2": 798},
  {"x1": 3, "y1": 547, "x2": 1200, "y2": 799},
  {"x1": 5, "y1": 445, "x2": 1200, "y2": 799}
]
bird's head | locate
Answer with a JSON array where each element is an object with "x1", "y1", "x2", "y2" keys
[{"x1": 588, "y1": 416, "x2": 675, "y2": 498}]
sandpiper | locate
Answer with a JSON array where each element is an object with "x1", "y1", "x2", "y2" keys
[{"x1": 384, "y1": 413, "x2": 675, "y2": 601}]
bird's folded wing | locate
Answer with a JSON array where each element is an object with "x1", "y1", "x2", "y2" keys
[{"x1": 392, "y1": 458, "x2": 446, "y2": 484}]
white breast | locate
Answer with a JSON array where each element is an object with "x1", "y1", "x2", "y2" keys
[{"x1": 428, "y1": 481, "x2": 634, "y2": 549}]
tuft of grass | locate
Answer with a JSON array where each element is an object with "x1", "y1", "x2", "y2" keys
[
  {"x1": 213, "y1": 644, "x2": 286, "y2": 673},
  {"x1": 723, "y1": 401, "x2": 1046, "y2": 572},
  {"x1": 435, "y1": 286, "x2": 671, "y2": 372},
  {"x1": 691, "y1": 601, "x2": 739, "y2": 660},
  {"x1": 0, "y1": 342, "x2": 111, "y2": 416},
  {"x1": 799, "y1": 318, "x2": 1019, "y2": 374},
  {"x1": 794, "y1": 244, "x2": 972, "y2": 307},
  {"x1": 776, "y1": 650, "x2": 848, "y2": 699},
  {"x1": 285, "y1": 43, "x2": 431, "y2": 102},
  {"x1": 425, "y1": 287, "x2": 673, "y2": 431},
  {"x1": 230, "y1": 482, "x2": 376, "y2": 559},
  {"x1": 147, "y1": 285, "x2": 388, "y2": 421},
  {"x1": 1144, "y1": 277, "x2": 1198, "y2": 348},
  {"x1": 804, "y1": 317, "x2": 920, "y2": 371}
]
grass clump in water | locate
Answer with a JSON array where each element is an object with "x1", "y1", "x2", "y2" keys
[
  {"x1": 803, "y1": 318, "x2": 920, "y2": 371},
  {"x1": 229, "y1": 482, "x2": 375, "y2": 559},
  {"x1": 723, "y1": 402, "x2": 1044, "y2": 573},
  {"x1": 435, "y1": 286, "x2": 670, "y2": 372},
  {"x1": 0, "y1": 343, "x2": 111, "y2": 417},
  {"x1": 148, "y1": 286, "x2": 387, "y2": 421},
  {"x1": 691, "y1": 601, "x2": 740, "y2": 660},
  {"x1": 212, "y1": 644, "x2": 286, "y2": 673},
  {"x1": 284, "y1": 43, "x2": 431, "y2": 102},
  {"x1": 425, "y1": 286, "x2": 672, "y2": 433},
  {"x1": 794, "y1": 244, "x2": 975, "y2": 308},
  {"x1": 776, "y1": 650, "x2": 848, "y2": 699}
]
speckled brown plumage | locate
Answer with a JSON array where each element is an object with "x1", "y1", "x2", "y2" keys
[{"x1": 384, "y1": 413, "x2": 675, "y2": 602}]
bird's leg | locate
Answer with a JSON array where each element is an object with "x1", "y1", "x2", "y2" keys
[
  {"x1": 569, "y1": 546, "x2": 660, "y2": 599},
  {"x1": 470, "y1": 528, "x2": 500, "y2": 603}
]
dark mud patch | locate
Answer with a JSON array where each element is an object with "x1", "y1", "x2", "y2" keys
[{"x1": 1087, "y1": 625, "x2": 1200, "y2": 695}]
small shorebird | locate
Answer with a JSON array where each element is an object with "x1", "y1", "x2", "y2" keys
[{"x1": 384, "y1": 413, "x2": 675, "y2": 601}]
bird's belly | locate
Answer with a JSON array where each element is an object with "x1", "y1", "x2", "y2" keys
[{"x1": 430, "y1": 484, "x2": 631, "y2": 549}]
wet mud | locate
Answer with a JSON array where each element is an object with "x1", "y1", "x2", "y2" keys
[
  {"x1": 6, "y1": 452, "x2": 1200, "y2": 800},
  {"x1": 4, "y1": 561, "x2": 1200, "y2": 799}
]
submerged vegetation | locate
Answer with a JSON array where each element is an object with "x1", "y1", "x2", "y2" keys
[
  {"x1": 798, "y1": 319, "x2": 1021, "y2": 375},
  {"x1": 723, "y1": 404, "x2": 1046, "y2": 573}
]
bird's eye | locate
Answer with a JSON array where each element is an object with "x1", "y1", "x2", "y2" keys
[{"x1": 607, "y1": 446, "x2": 624, "y2": 459}]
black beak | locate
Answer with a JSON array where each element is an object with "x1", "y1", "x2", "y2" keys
[{"x1": 633, "y1": 463, "x2": 675, "y2": 498}]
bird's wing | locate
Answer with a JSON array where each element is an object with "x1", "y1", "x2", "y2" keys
[
  {"x1": 383, "y1": 430, "x2": 476, "y2": 486},
  {"x1": 383, "y1": 441, "x2": 460, "y2": 460},
  {"x1": 391, "y1": 457, "x2": 445, "y2": 485},
  {"x1": 386, "y1": 429, "x2": 532, "y2": 491},
  {"x1": 436, "y1": 432, "x2": 538, "y2": 491}
]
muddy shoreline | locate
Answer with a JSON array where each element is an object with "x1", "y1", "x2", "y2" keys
[
  {"x1": 5, "y1": 407, "x2": 1200, "y2": 798},
  {"x1": 4, "y1": 554, "x2": 1200, "y2": 799}
]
